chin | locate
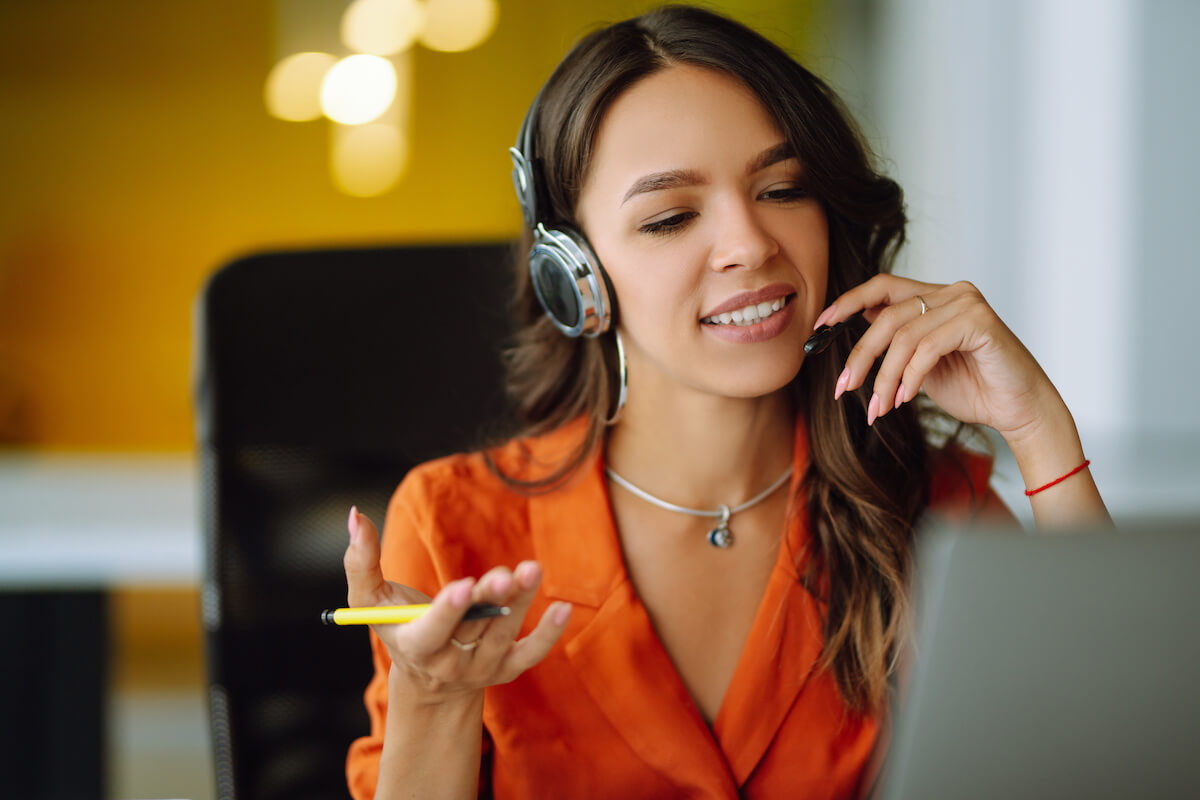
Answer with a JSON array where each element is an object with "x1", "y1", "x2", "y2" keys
[{"x1": 704, "y1": 360, "x2": 802, "y2": 400}]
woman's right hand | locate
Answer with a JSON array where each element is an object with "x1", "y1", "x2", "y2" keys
[{"x1": 342, "y1": 507, "x2": 572, "y2": 706}]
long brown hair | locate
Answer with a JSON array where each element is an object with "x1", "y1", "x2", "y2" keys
[{"x1": 489, "y1": 4, "x2": 939, "y2": 714}]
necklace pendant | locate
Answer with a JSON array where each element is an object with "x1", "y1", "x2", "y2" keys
[
  {"x1": 707, "y1": 504, "x2": 734, "y2": 548},
  {"x1": 707, "y1": 524, "x2": 734, "y2": 548}
]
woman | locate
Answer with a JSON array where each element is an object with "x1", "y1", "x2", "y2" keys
[{"x1": 344, "y1": 6, "x2": 1109, "y2": 798}]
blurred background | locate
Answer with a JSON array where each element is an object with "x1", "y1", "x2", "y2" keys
[{"x1": 0, "y1": 0, "x2": 1196, "y2": 798}]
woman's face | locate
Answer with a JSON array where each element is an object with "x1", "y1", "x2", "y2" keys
[{"x1": 575, "y1": 64, "x2": 828, "y2": 403}]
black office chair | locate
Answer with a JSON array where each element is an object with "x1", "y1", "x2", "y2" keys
[{"x1": 193, "y1": 242, "x2": 516, "y2": 800}]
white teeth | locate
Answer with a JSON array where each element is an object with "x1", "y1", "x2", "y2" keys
[{"x1": 704, "y1": 296, "x2": 791, "y2": 326}]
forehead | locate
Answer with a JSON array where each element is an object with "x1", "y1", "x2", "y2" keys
[{"x1": 582, "y1": 64, "x2": 786, "y2": 198}]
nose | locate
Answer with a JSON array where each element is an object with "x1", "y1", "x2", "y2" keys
[{"x1": 707, "y1": 197, "x2": 779, "y2": 273}]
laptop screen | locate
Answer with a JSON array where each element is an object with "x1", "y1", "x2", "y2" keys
[{"x1": 872, "y1": 521, "x2": 1200, "y2": 800}]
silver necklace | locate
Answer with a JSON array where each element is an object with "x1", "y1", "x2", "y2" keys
[{"x1": 605, "y1": 465, "x2": 794, "y2": 549}]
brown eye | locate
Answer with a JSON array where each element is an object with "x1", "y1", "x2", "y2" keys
[
  {"x1": 760, "y1": 187, "x2": 809, "y2": 202},
  {"x1": 639, "y1": 211, "x2": 697, "y2": 236}
]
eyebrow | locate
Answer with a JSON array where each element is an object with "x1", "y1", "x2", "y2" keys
[{"x1": 620, "y1": 142, "x2": 798, "y2": 206}]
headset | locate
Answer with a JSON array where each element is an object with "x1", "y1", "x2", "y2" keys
[{"x1": 508, "y1": 91, "x2": 615, "y2": 339}]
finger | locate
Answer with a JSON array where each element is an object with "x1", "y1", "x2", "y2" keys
[
  {"x1": 870, "y1": 301, "x2": 960, "y2": 422},
  {"x1": 344, "y1": 507, "x2": 388, "y2": 608},
  {"x1": 472, "y1": 564, "x2": 517, "y2": 603},
  {"x1": 400, "y1": 576, "x2": 477, "y2": 657},
  {"x1": 496, "y1": 561, "x2": 543, "y2": 622},
  {"x1": 444, "y1": 564, "x2": 517, "y2": 646},
  {"x1": 836, "y1": 292, "x2": 934, "y2": 402},
  {"x1": 895, "y1": 307, "x2": 978, "y2": 406},
  {"x1": 468, "y1": 562, "x2": 544, "y2": 648},
  {"x1": 816, "y1": 274, "x2": 935, "y2": 329},
  {"x1": 498, "y1": 601, "x2": 572, "y2": 680}
]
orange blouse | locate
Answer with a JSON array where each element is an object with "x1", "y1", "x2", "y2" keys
[{"x1": 347, "y1": 418, "x2": 1011, "y2": 799}]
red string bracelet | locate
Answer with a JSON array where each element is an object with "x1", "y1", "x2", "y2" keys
[{"x1": 1024, "y1": 459, "x2": 1091, "y2": 496}]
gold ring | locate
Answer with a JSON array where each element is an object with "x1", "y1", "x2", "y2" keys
[
  {"x1": 449, "y1": 636, "x2": 480, "y2": 651},
  {"x1": 916, "y1": 295, "x2": 929, "y2": 315}
]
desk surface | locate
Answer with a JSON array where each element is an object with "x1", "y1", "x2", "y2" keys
[{"x1": 0, "y1": 453, "x2": 198, "y2": 588}]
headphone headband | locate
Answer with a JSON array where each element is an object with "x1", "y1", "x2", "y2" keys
[
  {"x1": 509, "y1": 86, "x2": 614, "y2": 338},
  {"x1": 509, "y1": 89, "x2": 543, "y2": 230}
]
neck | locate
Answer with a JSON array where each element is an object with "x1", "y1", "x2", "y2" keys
[{"x1": 605, "y1": 384, "x2": 795, "y2": 510}]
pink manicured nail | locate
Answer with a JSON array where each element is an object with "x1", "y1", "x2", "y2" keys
[
  {"x1": 813, "y1": 304, "x2": 837, "y2": 331},
  {"x1": 834, "y1": 368, "x2": 850, "y2": 400},
  {"x1": 552, "y1": 602, "x2": 572, "y2": 626},
  {"x1": 517, "y1": 561, "x2": 541, "y2": 589},
  {"x1": 347, "y1": 506, "x2": 359, "y2": 542},
  {"x1": 895, "y1": 384, "x2": 906, "y2": 408},
  {"x1": 490, "y1": 572, "x2": 513, "y2": 596},
  {"x1": 452, "y1": 578, "x2": 473, "y2": 607},
  {"x1": 867, "y1": 393, "x2": 880, "y2": 426}
]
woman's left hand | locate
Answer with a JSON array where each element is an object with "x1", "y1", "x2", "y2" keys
[
  {"x1": 811, "y1": 274, "x2": 1063, "y2": 441},
  {"x1": 814, "y1": 274, "x2": 1111, "y2": 527}
]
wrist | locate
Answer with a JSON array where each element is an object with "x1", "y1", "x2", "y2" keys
[
  {"x1": 1000, "y1": 397, "x2": 1087, "y2": 493},
  {"x1": 387, "y1": 663, "x2": 485, "y2": 715},
  {"x1": 378, "y1": 665, "x2": 485, "y2": 799}
]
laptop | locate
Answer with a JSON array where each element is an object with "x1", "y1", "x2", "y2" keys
[{"x1": 872, "y1": 521, "x2": 1200, "y2": 800}]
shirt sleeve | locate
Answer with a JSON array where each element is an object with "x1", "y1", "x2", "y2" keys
[{"x1": 344, "y1": 471, "x2": 494, "y2": 799}]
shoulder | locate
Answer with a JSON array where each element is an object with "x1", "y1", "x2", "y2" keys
[
  {"x1": 389, "y1": 441, "x2": 522, "y2": 540},
  {"x1": 393, "y1": 417, "x2": 589, "y2": 514},
  {"x1": 384, "y1": 419, "x2": 591, "y2": 571}
]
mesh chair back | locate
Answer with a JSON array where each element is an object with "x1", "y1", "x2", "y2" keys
[{"x1": 193, "y1": 243, "x2": 515, "y2": 800}]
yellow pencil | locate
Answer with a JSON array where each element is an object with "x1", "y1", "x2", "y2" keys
[{"x1": 321, "y1": 602, "x2": 510, "y2": 626}]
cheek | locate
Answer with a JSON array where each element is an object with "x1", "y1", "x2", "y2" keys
[
  {"x1": 596, "y1": 244, "x2": 704, "y2": 330},
  {"x1": 782, "y1": 214, "x2": 830, "y2": 309},
  {"x1": 608, "y1": 266, "x2": 692, "y2": 337}
]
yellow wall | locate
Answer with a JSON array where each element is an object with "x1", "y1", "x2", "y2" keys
[{"x1": 0, "y1": 0, "x2": 821, "y2": 449}]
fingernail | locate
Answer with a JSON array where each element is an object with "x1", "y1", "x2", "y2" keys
[
  {"x1": 834, "y1": 368, "x2": 850, "y2": 400},
  {"x1": 452, "y1": 578, "x2": 473, "y2": 607},
  {"x1": 492, "y1": 572, "x2": 513, "y2": 595},
  {"x1": 347, "y1": 506, "x2": 359, "y2": 543},
  {"x1": 552, "y1": 602, "x2": 571, "y2": 626},
  {"x1": 813, "y1": 304, "x2": 836, "y2": 331},
  {"x1": 517, "y1": 561, "x2": 540, "y2": 589},
  {"x1": 895, "y1": 384, "x2": 906, "y2": 408},
  {"x1": 867, "y1": 393, "x2": 879, "y2": 426}
]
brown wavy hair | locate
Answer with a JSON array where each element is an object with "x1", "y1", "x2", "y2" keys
[{"x1": 488, "y1": 4, "x2": 946, "y2": 714}]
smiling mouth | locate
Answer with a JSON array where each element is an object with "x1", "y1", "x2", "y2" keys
[{"x1": 701, "y1": 294, "x2": 795, "y2": 327}]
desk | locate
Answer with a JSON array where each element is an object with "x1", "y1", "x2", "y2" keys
[
  {"x1": 0, "y1": 453, "x2": 198, "y2": 587},
  {"x1": 0, "y1": 453, "x2": 198, "y2": 800}
]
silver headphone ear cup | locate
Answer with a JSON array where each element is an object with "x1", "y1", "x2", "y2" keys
[{"x1": 529, "y1": 224, "x2": 613, "y2": 338}]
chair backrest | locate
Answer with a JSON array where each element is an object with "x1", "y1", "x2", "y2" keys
[{"x1": 193, "y1": 242, "x2": 516, "y2": 800}]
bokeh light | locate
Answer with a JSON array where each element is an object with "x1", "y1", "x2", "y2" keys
[
  {"x1": 331, "y1": 122, "x2": 409, "y2": 197},
  {"x1": 341, "y1": 0, "x2": 425, "y2": 56},
  {"x1": 320, "y1": 54, "x2": 397, "y2": 125},
  {"x1": 419, "y1": 0, "x2": 499, "y2": 53},
  {"x1": 264, "y1": 51, "x2": 338, "y2": 121}
]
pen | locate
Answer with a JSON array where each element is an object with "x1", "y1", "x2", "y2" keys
[{"x1": 321, "y1": 602, "x2": 511, "y2": 626}]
